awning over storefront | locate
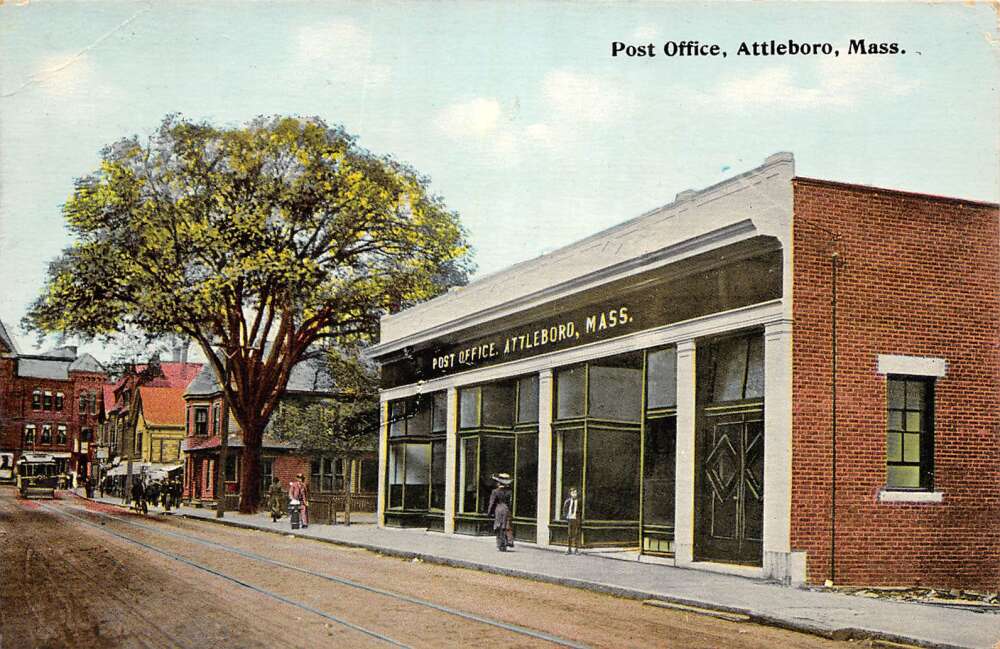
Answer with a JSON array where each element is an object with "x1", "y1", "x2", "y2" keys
[{"x1": 107, "y1": 462, "x2": 182, "y2": 478}]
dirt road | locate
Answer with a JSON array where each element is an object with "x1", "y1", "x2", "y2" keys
[{"x1": 0, "y1": 487, "x2": 854, "y2": 649}]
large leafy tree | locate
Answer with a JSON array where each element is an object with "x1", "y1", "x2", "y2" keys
[
  {"x1": 269, "y1": 343, "x2": 380, "y2": 457},
  {"x1": 26, "y1": 115, "x2": 472, "y2": 512}
]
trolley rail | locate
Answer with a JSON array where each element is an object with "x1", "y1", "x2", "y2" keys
[
  {"x1": 40, "y1": 502, "x2": 412, "y2": 648},
  {"x1": 47, "y1": 500, "x2": 589, "y2": 649}
]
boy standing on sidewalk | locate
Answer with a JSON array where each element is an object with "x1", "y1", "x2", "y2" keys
[{"x1": 562, "y1": 487, "x2": 581, "y2": 554}]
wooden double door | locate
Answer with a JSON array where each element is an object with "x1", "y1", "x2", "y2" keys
[{"x1": 695, "y1": 407, "x2": 764, "y2": 565}]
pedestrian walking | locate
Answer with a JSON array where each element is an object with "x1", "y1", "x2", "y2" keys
[
  {"x1": 288, "y1": 473, "x2": 309, "y2": 528},
  {"x1": 562, "y1": 486, "x2": 581, "y2": 554},
  {"x1": 146, "y1": 480, "x2": 161, "y2": 510},
  {"x1": 487, "y1": 473, "x2": 513, "y2": 552},
  {"x1": 131, "y1": 478, "x2": 147, "y2": 515},
  {"x1": 99, "y1": 476, "x2": 106, "y2": 498},
  {"x1": 84, "y1": 475, "x2": 95, "y2": 499},
  {"x1": 267, "y1": 478, "x2": 284, "y2": 522}
]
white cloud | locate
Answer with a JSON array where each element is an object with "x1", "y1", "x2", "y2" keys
[
  {"x1": 296, "y1": 20, "x2": 390, "y2": 88},
  {"x1": 694, "y1": 57, "x2": 919, "y2": 110},
  {"x1": 542, "y1": 69, "x2": 635, "y2": 123},
  {"x1": 434, "y1": 97, "x2": 503, "y2": 138}
]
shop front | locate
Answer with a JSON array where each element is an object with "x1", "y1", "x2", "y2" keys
[{"x1": 371, "y1": 153, "x2": 798, "y2": 581}]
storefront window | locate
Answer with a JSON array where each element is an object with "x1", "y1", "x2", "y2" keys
[
  {"x1": 515, "y1": 433, "x2": 538, "y2": 518},
  {"x1": 459, "y1": 387, "x2": 480, "y2": 429},
  {"x1": 517, "y1": 375, "x2": 539, "y2": 423},
  {"x1": 553, "y1": 428, "x2": 584, "y2": 514},
  {"x1": 388, "y1": 446, "x2": 403, "y2": 508},
  {"x1": 482, "y1": 383, "x2": 515, "y2": 427},
  {"x1": 478, "y1": 435, "x2": 514, "y2": 513},
  {"x1": 389, "y1": 400, "x2": 406, "y2": 437},
  {"x1": 586, "y1": 428, "x2": 640, "y2": 520},
  {"x1": 432, "y1": 392, "x2": 448, "y2": 432},
  {"x1": 555, "y1": 366, "x2": 586, "y2": 419},
  {"x1": 430, "y1": 440, "x2": 446, "y2": 510},
  {"x1": 643, "y1": 417, "x2": 676, "y2": 527},
  {"x1": 646, "y1": 348, "x2": 677, "y2": 409},
  {"x1": 403, "y1": 444, "x2": 429, "y2": 510},
  {"x1": 459, "y1": 437, "x2": 479, "y2": 513},
  {"x1": 588, "y1": 353, "x2": 642, "y2": 421}
]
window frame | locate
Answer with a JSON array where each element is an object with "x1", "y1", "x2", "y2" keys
[
  {"x1": 885, "y1": 375, "x2": 935, "y2": 491},
  {"x1": 23, "y1": 424, "x2": 36, "y2": 445},
  {"x1": 56, "y1": 425, "x2": 67, "y2": 445},
  {"x1": 194, "y1": 407, "x2": 209, "y2": 436},
  {"x1": 31, "y1": 389, "x2": 42, "y2": 410}
]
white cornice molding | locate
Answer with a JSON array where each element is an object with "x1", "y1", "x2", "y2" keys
[
  {"x1": 370, "y1": 220, "x2": 766, "y2": 359},
  {"x1": 379, "y1": 299, "x2": 785, "y2": 400}
]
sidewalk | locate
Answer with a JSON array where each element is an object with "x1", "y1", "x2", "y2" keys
[{"x1": 76, "y1": 491, "x2": 999, "y2": 649}]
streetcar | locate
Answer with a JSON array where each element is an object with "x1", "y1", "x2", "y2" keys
[{"x1": 16, "y1": 453, "x2": 59, "y2": 499}]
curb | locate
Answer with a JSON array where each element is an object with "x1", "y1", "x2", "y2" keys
[{"x1": 74, "y1": 494, "x2": 973, "y2": 649}]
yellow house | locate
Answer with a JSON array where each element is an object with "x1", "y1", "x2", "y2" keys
[{"x1": 135, "y1": 386, "x2": 186, "y2": 464}]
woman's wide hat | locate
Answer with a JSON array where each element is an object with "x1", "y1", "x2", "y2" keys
[{"x1": 492, "y1": 472, "x2": 512, "y2": 486}]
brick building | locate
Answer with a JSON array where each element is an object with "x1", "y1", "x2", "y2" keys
[
  {"x1": 181, "y1": 358, "x2": 373, "y2": 509},
  {"x1": 368, "y1": 153, "x2": 999, "y2": 590},
  {"x1": 0, "y1": 321, "x2": 108, "y2": 484}
]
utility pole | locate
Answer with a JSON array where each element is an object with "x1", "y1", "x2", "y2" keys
[{"x1": 216, "y1": 356, "x2": 230, "y2": 518}]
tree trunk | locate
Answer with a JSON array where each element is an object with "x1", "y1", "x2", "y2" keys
[{"x1": 238, "y1": 422, "x2": 265, "y2": 513}]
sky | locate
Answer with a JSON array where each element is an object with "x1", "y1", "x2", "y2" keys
[{"x1": 1, "y1": 1, "x2": 997, "y2": 360}]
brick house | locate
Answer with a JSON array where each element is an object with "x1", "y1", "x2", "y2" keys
[
  {"x1": 0, "y1": 321, "x2": 108, "y2": 484},
  {"x1": 368, "y1": 153, "x2": 999, "y2": 590},
  {"x1": 181, "y1": 357, "x2": 378, "y2": 510}
]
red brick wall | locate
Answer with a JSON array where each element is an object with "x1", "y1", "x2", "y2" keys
[
  {"x1": 791, "y1": 179, "x2": 1000, "y2": 589},
  {"x1": 273, "y1": 455, "x2": 309, "y2": 492}
]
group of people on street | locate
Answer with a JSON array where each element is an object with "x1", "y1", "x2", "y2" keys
[
  {"x1": 127, "y1": 477, "x2": 182, "y2": 515},
  {"x1": 487, "y1": 473, "x2": 582, "y2": 554},
  {"x1": 266, "y1": 474, "x2": 310, "y2": 527}
]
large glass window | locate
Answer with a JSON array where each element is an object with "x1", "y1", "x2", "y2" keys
[
  {"x1": 459, "y1": 437, "x2": 479, "y2": 513},
  {"x1": 517, "y1": 375, "x2": 539, "y2": 423},
  {"x1": 459, "y1": 388, "x2": 480, "y2": 429},
  {"x1": 553, "y1": 428, "x2": 584, "y2": 515},
  {"x1": 430, "y1": 440, "x2": 446, "y2": 510},
  {"x1": 387, "y1": 443, "x2": 430, "y2": 510},
  {"x1": 432, "y1": 392, "x2": 448, "y2": 432},
  {"x1": 588, "y1": 354, "x2": 642, "y2": 421},
  {"x1": 707, "y1": 334, "x2": 765, "y2": 403},
  {"x1": 482, "y1": 383, "x2": 515, "y2": 427},
  {"x1": 886, "y1": 376, "x2": 934, "y2": 490},
  {"x1": 555, "y1": 366, "x2": 586, "y2": 419},
  {"x1": 587, "y1": 428, "x2": 640, "y2": 520},
  {"x1": 388, "y1": 445, "x2": 404, "y2": 508},
  {"x1": 478, "y1": 436, "x2": 514, "y2": 513},
  {"x1": 643, "y1": 417, "x2": 676, "y2": 526},
  {"x1": 515, "y1": 433, "x2": 538, "y2": 518},
  {"x1": 646, "y1": 348, "x2": 677, "y2": 409},
  {"x1": 403, "y1": 444, "x2": 429, "y2": 510}
]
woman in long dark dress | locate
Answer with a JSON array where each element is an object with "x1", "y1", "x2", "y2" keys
[{"x1": 487, "y1": 473, "x2": 513, "y2": 552}]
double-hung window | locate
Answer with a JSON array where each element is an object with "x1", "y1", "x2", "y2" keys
[{"x1": 886, "y1": 376, "x2": 934, "y2": 490}]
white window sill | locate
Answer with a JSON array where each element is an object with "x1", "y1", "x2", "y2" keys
[{"x1": 878, "y1": 489, "x2": 944, "y2": 503}]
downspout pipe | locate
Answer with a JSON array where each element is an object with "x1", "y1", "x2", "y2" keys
[{"x1": 829, "y1": 251, "x2": 841, "y2": 584}]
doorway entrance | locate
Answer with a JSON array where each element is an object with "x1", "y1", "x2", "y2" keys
[{"x1": 694, "y1": 334, "x2": 765, "y2": 565}]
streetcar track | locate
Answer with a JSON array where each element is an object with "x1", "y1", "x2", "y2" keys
[
  {"x1": 39, "y1": 502, "x2": 412, "y2": 649},
  {"x1": 64, "y1": 501, "x2": 589, "y2": 649}
]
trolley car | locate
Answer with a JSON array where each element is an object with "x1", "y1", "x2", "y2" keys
[{"x1": 16, "y1": 453, "x2": 59, "y2": 499}]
